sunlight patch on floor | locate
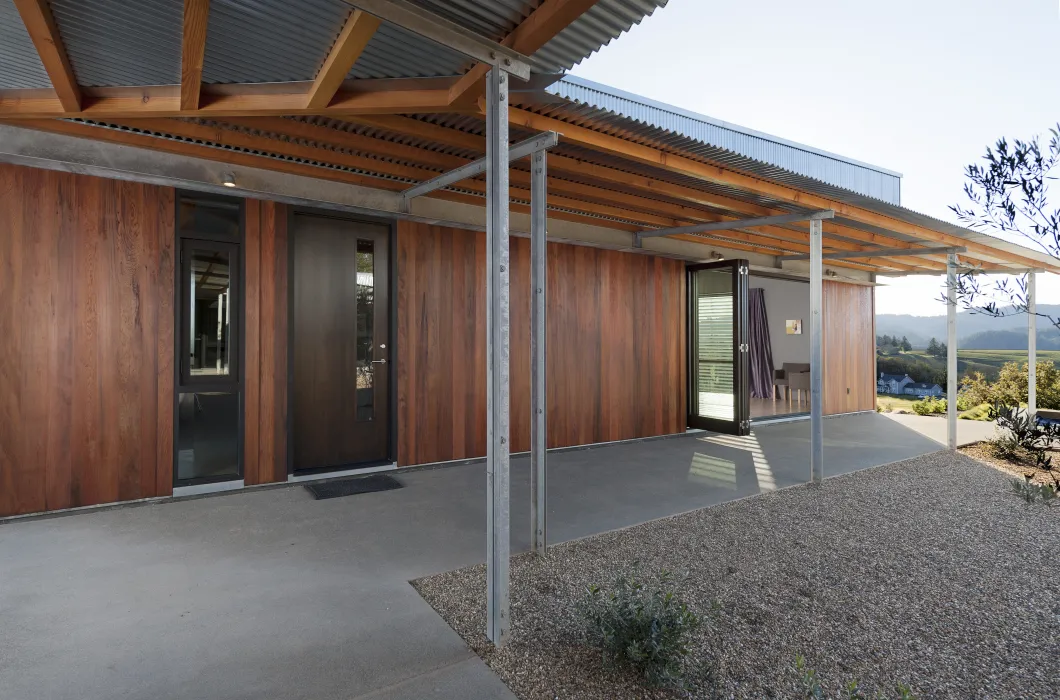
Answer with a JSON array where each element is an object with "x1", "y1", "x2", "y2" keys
[{"x1": 695, "y1": 433, "x2": 778, "y2": 491}]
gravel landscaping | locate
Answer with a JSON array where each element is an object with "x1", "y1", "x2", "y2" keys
[
  {"x1": 413, "y1": 452, "x2": 1060, "y2": 699},
  {"x1": 961, "y1": 441, "x2": 1060, "y2": 487}
]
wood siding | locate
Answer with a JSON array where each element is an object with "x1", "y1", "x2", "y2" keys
[
  {"x1": 822, "y1": 281, "x2": 876, "y2": 415},
  {"x1": 243, "y1": 199, "x2": 288, "y2": 485},
  {"x1": 396, "y1": 221, "x2": 686, "y2": 467},
  {"x1": 0, "y1": 164, "x2": 175, "y2": 517}
]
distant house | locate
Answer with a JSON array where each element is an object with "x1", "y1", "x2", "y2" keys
[
  {"x1": 878, "y1": 373, "x2": 914, "y2": 395},
  {"x1": 903, "y1": 382, "x2": 944, "y2": 397}
]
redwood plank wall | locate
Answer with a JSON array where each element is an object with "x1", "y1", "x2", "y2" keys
[
  {"x1": 0, "y1": 164, "x2": 175, "y2": 517},
  {"x1": 242, "y1": 199, "x2": 289, "y2": 486},
  {"x1": 396, "y1": 221, "x2": 686, "y2": 467},
  {"x1": 822, "y1": 280, "x2": 876, "y2": 415}
]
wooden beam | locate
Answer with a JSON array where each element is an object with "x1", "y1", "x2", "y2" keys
[
  {"x1": 306, "y1": 10, "x2": 381, "y2": 109},
  {"x1": 504, "y1": 105, "x2": 1058, "y2": 272},
  {"x1": 180, "y1": 0, "x2": 210, "y2": 111},
  {"x1": 0, "y1": 83, "x2": 455, "y2": 119},
  {"x1": 449, "y1": 0, "x2": 599, "y2": 107},
  {"x1": 12, "y1": 0, "x2": 81, "y2": 111}
]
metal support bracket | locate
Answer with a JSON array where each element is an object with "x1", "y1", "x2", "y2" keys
[
  {"x1": 779, "y1": 245, "x2": 965, "y2": 262},
  {"x1": 345, "y1": 0, "x2": 533, "y2": 79},
  {"x1": 401, "y1": 131, "x2": 558, "y2": 206},
  {"x1": 634, "y1": 210, "x2": 835, "y2": 248}
]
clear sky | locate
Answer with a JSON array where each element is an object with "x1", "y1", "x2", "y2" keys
[{"x1": 569, "y1": 0, "x2": 1060, "y2": 316}]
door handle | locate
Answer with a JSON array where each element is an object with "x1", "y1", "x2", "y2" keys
[{"x1": 371, "y1": 358, "x2": 387, "y2": 365}]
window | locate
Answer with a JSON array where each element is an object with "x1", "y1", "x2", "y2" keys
[{"x1": 175, "y1": 194, "x2": 243, "y2": 484}]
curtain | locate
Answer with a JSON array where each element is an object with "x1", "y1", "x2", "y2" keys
[{"x1": 748, "y1": 288, "x2": 775, "y2": 398}]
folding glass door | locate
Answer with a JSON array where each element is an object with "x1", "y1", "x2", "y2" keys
[{"x1": 687, "y1": 260, "x2": 750, "y2": 435}]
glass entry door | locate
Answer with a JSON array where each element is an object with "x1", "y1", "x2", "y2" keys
[{"x1": 688, "y1": 260, "x2": 750, "y2": 435}]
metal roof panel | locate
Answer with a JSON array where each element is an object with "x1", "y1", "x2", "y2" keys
[
  {"x1": 0, "y1": 0, "x2": 52, "y2": 89},
  {"x1": 50, "y1": 0, "x2": 182, "y2": 87}
]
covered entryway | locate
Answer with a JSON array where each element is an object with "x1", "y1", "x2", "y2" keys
[{"x1": 0, "y1": 413, "x2": 944, "y2": 700}]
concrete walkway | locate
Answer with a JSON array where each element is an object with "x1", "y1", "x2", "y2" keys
[
  {"x1": 881, "y1": 412, "x2": 999, "y2": 447},
  {"x1": 0, "y1": 413, "x2": 944, "y2": 700}
]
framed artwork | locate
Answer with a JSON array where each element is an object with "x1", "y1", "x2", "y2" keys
[{"x1": 786, "y1": 319, "x2": 802, "y2": 335}]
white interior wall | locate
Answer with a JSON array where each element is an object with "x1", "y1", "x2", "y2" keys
[{"x1": 751, "y1": 274, "x2": 810, "y2": 369}]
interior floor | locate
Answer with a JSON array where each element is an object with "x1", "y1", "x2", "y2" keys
[{"x1": 751, "y1": 393, "x2": 811, "y2": 420}]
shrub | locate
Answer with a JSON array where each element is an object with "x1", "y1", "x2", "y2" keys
[
  {"x1": 989, "y1": 404, "x2": 1060, "y2": 470},
  {"x1": 1010, "y1": 475, "x2": 1060, "y2": 505},
  {"x1": 911, "y1": 397, "x2": 946, "y2": 415},
  {"x1": 794, "y1": 656, "x2": 917, "y2": 699},
  {"x1": 959, "y1": 403, "x2": 993, "y2": 421},
  {"x1": 578, "y1": 568, "x2": 702, "y2": 689}
]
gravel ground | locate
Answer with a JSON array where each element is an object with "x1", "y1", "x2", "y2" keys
[
  {"x1": 413, "y1": 452, "x2": 1060, "y2": 699},
  {"x1": 960, "y1": 442, "x2": 1060, "y2": 487}
]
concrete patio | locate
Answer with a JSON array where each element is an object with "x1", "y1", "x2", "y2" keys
[{"x1": 0, "y1": 413, "x2": 944, "y2": 700}]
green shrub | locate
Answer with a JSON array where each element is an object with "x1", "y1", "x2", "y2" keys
[
  {"x1": 989, "y1": 404, "x2": 1060, "y2": 470},
  {"x1": 1010, "y1": 475, "x2": 1059, "y2": 505},
  {"x1": 911, "y1": 397, "x2": 946, "y2": 415},
  {"x1": 959, "y1": 403, "x2": 993, "y2": 421},
  {"x1": 794, "y1": 656, "x2": 917, "y2": 699},
  {"x1": 578, "y1": 568, "x2": 702, "y2": 689}
]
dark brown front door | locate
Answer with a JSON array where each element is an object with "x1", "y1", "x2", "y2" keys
[{"x1": 292, "y1": 214, "x2": 390, "y2": 471}]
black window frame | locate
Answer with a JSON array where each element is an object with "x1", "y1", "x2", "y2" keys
[{"x1": 174, "y1": 191, "x2": 246, "y2": 487}]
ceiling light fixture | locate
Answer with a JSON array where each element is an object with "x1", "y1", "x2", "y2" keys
[{"x1": 222, "y1": 173, "x2": 236, "y2": 188}]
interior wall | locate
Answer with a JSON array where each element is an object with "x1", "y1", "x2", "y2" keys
[
  {"x1": 751, "y1": 275, "x2": 809, "y2": 369},
  {"x1": 0, "y1": 164, "x2": 175, "y2": 517},
  {"x1": 396, "y1": 221, "x2": 686, "y2": 467}
]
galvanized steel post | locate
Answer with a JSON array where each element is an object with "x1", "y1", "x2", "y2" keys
[
  {"x1": 946, "y1": 254, "x2": 958, "y2": 450},
  {"x1": 530, "y1": 149, "x2": 547, "y2": 555},
  {"x1": 485, "y1": 67, "x2": 511, "y2": 647},
  {"x1": 1028, "y1": 271, "x2": 1036, "y2": 421},
  {"x1": 809, "y1": 218, "x2": 823, "y2": 482}
]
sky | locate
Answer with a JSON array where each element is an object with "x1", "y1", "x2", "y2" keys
[{"x1": 569, "y1": 0, "x2": 1060, "y2": 316}]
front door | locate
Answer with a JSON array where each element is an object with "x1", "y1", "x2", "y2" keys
[
  {"x1": 291, "y1": 214, "x2": 390, "y2": 471},
  {"x1": 687, "y1": 260, "x2": 750, "y2": 435}
]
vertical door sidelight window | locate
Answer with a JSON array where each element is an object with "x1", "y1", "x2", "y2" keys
[
  {"x1": 175, "y1": 194, "x2": 243, "y2": 485},
  {"x1": 356, "y1": 239, "x2": 375, "y2": 421}
]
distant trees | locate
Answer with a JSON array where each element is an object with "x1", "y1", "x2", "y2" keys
[
  {"x1": 926, "y1": 337, "x2": 948, "y2": 358},
  {"x1": 961, "y1": 361, "x2": 1060, "y2": 410},
  {"x1": 876, "y1": 334, "x2": 913, "y2": 352}
]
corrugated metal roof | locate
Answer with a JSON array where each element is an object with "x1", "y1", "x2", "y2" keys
[
  {"x1": 4, "y1": 0, "x2": 666, "y2": 87},
  {"x1": 50, "y1": 0, "x2": 182, "y2": 87},
  {"x1": 536, "y1": 0, "x2": 668, "y2": 72},
  {"x1": 347, "y1": 22, "x2": 471, "y2": 79},
  {"x1": 546, "y1": 75, "x2": 904, "y2": 205},
  {"x1": 0, "y1": 0, "x2": 51, "y2": 89},
  {"x1": 203, "y1": 0, "x2": 350, "y2": 84}
]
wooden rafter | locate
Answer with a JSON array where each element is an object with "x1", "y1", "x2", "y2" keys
[
  {"x1": 180, "y1": 0, "x2": 210, "y2": 111},
  {"x1": 503, "y1": 105, "x2": 1059, "y2": 271},
  {"x1": 12, "y1": 0, "x2": 80, "y2": 111},
  {"x1": 306, "y1": 10, "x2": 382, "y2": 109},
  {"x1": 0, "y1": 81, "x2": 457, "y2": 119},
  {"x1": 448, "y1": 0, "x2": 600, "y2": 107}
]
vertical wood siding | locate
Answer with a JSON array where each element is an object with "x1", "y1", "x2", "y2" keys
[
  {"x1": 396, "y1": 221, "x2": 686, "y2": 467},
  {"x1": 822, "y1": 280, "x2": 876, "y2": 415},
  {"x1": 243, "y1": 199, "x2": 288, "y2": 485},
  {"x1": 0, "y1": 164, "x2": 174, "y2": 517}
]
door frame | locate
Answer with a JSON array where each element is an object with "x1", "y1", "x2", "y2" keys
[
  {"x1": 285, "y1": 206, "x2": 398, "y2": 476},
  {"x1": 686, "y1": 259, "x2": 751, "y2": 435}
]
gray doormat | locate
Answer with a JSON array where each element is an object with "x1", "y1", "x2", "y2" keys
[{"x1": 304, "y1": 474, "x2": 403, "y2": 500}]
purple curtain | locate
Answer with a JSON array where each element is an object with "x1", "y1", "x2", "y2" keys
[{"x1": 748, "y1": 288, "x2": 775, "y2": 398}]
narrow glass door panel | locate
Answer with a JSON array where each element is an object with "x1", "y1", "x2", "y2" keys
[
  {"x1": 688, "y1": 260, "x2": 750, "y2": 435},
  {"x1": 694, "y1": 267, "x2": 734, "y2": 421}
]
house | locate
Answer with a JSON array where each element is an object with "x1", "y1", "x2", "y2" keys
[
  {"x1": 904, "y1": 383, "x2": 945, "y2": 398},
  {"x1": 0, "y1": 0, "x2": 1056, "y2": 532},
  {"x1": 878, "y1": 373, "x2": 914, "y2": 395}
]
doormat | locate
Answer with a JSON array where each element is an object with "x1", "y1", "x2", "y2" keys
[{"x1": 304, "y1": 474, "x2": 403, "y2": 500}]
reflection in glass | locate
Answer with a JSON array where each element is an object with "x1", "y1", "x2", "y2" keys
[
  {"x1": 189, "y1": 248, "x2": 232, "y2": 377},
  {"x1": 356, "y1": 239, "x2": 375, "y2": 421},
  {"x1": 176, "y1": 392, "x2": 239, "y2": 481},
  {"x1": 694, "y1": 268, "x2": 734, "y2": 421}
]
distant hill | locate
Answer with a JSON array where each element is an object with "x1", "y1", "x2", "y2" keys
[
  {"x1": 876, "y1": 304, "x2": 1060, "y2": 349},
  {"x1": 960, "y1": 329, "x2": 1060, "y2": 351}
]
